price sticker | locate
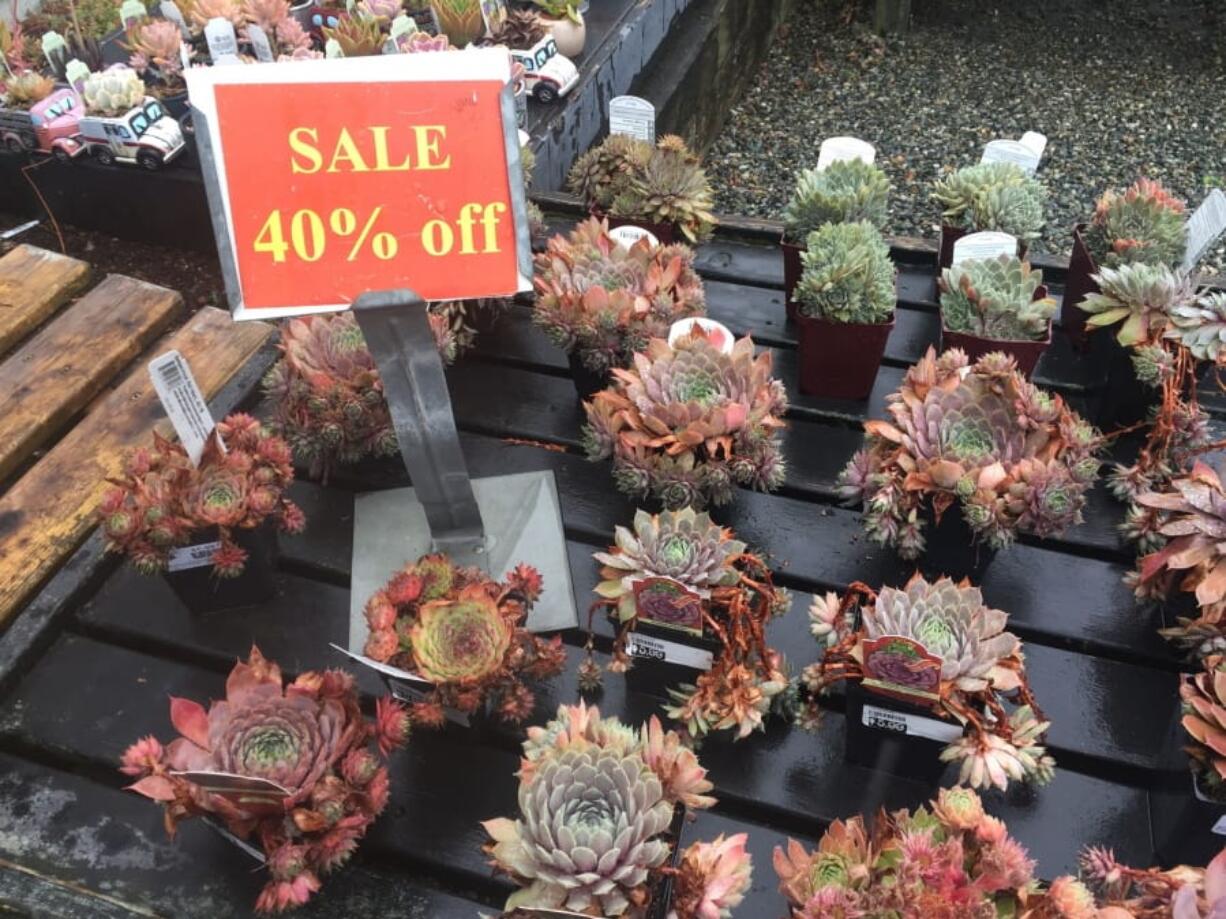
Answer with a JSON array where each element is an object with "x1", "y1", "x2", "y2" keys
[
  {"x1": 609, "y1": 95, "x2": 656, "y2": 144},
  {"x1": 816, "y1": 136, "x2": 876, "y2": 171},
  {"x1": 625, "y1": 633, "x2": 713, "y2": 671},
  {"x1": 148, "y1": 350, "x2": 218, "y2": 466},
  {"x1": 952, "y1": 231, "x2": 1018, "y2": 266},
  {"x1": 167, "y1": 541, "x2": 223, "y2": 572},
  {"x1": 861, "y1": 703, "x2": 962, "y2": 742}
]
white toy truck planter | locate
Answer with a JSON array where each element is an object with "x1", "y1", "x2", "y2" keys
[
  {"x1": 511, "y1": 37, "x2": 579, "y2": 104},
  {"x1": 77, "y1": 97, "x2": 185, "y2": 170}
]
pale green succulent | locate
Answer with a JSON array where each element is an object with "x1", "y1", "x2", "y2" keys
[
  {"x1": 939, "y1": 255, "x2": 1055, "y2": 341},
  {"x1": 932, "y1": 162, "x2": 1047, "y2": 242},
  {"x1": 1079, "y1": 263, "x2": 1198, "y2": 347},
  {"x1": 82, "y1": 66, "x2": 145, "y2": 116},
  {"x1": 1167, "y1": 291, "x2": 1226, "y2": 363},
  {"x1": 782, "y1": 159, "x2": 890, "y2": 239},
  {"x1": 1085, "y1": 178, "x2": 1187, "y2": 270},
  {"x1": 794, "y1": 221, "x2": 896, "y2": 324}
]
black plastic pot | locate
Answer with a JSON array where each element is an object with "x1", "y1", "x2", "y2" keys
[
  {"x1": 919, "y1": 503, "x2": 997, "y2": 583},
  {"x1": 1149, "y1": 771, "x2": 1226, "y2": 868},
  {"x1": 782, "y1": 237, "x2": 803, "y2": 322},
  {"x1": 1093, "y1": 338, "x2": 1158, "y2": 430},
  {"x1": 843, "y1": 681, "x2": 956, "y2": 785},
  {"x1": 795, "y1": 311, "x2": 894, "y2": 400},
  {"x1": 162, "y1": 524, "x2": 278, "y2": 614},
  {"x1": 622, "y1": 620, "x2": 721, "y2": 701},
  {"x1": 1063, "y1": 224, "x2": 1099, "y2": 352},
  {"x1": 568, "y1": 352, "x2": 609, "y2": 404}
]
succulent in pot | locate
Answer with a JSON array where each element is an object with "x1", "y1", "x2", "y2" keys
[
  {"x1": 938, "y1": 254, "x2": 1056, "y2": 375},
  {"x1": 124, "y1": 18, "x2": 185, "y2": 97},
  {"x1": 120, "y1": 647, "x2": 410, "y2": 914},
  {"x1": 792, "y1": 219, "x2": 896, "y2": 398},
  {"x1": 582, "y1": 508, "x2": 792, "y2": 742},
  {"x1": 774, "y1": 786, "x2": 1038, "y2": 917},
  {"x1": 81, "y1": 65, "x2": 146, "y2": 116},
  {"x1": 1, "y1": 71, "x2": 55, "y2": 109},
  {"x1": 485, "y1": 8, "x2": 546, "y2": 48},
  {"x1": 801, "y1": 576, "x2": 1054, "y2": 791},
  {"x1": 429, "y1": 0, "x2": 485, "y2": 46},
  {"x1": 838, "y1": 348, "x2": 1100, "y2": 568},
  {"x1": 568, "y1": 133, "x2": 654, "y2": 213},
  {"x1": 1072, "y1": 846, "x2": 1226, "y2": 917},
  {"x1": 1086, "y1": 177, "x2": 1188, "y2": 271},
  {"x1": 482, "y1": 703, "x2": 752, "y2": 918},
  {"x1": 1180, "y1": 653, "x2": 1226, "y2": 803},
  {"x1": 582, "y1": 324, "x2": 788, "y2": 510},
  {"x1": 531, "y1": 0, "x2": 584, "y2": 57},
  {"x1": 361, "y1": 554, "x2": 566, "y2": 727},
  {"x1": 532, "y1": 217, "x2": 706, "y2": 398},
  {"x1": 931, "y1": 162, "x2": 1046, "y2": 268}
]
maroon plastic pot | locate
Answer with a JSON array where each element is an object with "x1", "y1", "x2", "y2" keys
[
  {"x1": 1063, "y1": 224, "x2": 1100, "y2": 352},
  {"x1": 939, "y1": 284, "x2": 1052, "y2": 377},
  {"x1": 782, "y1": 237, "x2": 804, "y2": 322},
  {"x1": 795, "y1": 311, "x2": 895, "y2": 400}
]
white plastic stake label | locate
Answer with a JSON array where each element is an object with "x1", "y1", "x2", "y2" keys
[
  {"x1": 625, "y1": 632, "x2": 714, "y2": 671},
  {"x1": 981, "y1": 139, "x2": 1042, "y2": 175},
  {"x1": 205, "y1": 18, "x2": 240, "y2": 64},
  {"x1": 952, "y1": 231, "x2": 1018, "y2": 265},
  {"x1": 609, "y1": 95, "x2": 656, "y2": 144},
  {"x1": 148, "y1": 350, "x2": 217, "y2": 466},
  {"x1": 160, "y1": 0, "x2": 190, "y2": 35},
  {"x1": 1019, "y1": 131, "x2": 1048, "y2": 159},
  {"x1": 246, "y1": 24, "x2": 274, "y2": 62},
  {"x1": 1184, "y1": 188, "x2": 1226, "y2": 270},
  {"x1": 816, "y1": 136, "x2": 876, "y2": 171},
  {"x1": 1213, "y1": 815, "x2": 1226, "y2": 836},
  {"x1": 608, "y1": 225, "x2": 659, "y2": 250},
  {"x1": 328, "y1": 644, "x2": 470, "y2": 725},
  {"x1": 167, "y1": 541, "x2": 222, "y2": 572},
  {"x1": 119, "y1": 0, "x2": 146, "y2": 27},
  {"x1": 862, "y1": 703, "x2": 962, "y2": 742}
]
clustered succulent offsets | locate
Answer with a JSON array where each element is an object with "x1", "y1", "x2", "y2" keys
[
  {"x1": 1085, "y1": 178, "x2": 1188, "y2": 270},
  {"x1": 100, "y1": 413, "x2": 305, "y2": 577},
  {"x1": 838, "y1": 348, "x2": 1101, "y2": 557},
  {"x1": 931, "y1": 161, "x2": 1047, "y2": 243},
  {"x1": 583, "y1": 325, "x2": 788, "y2": 510},
  {"x1": 1181, "y1": 654, "x2": 1226, "y2": 802},
  {"x1": 532, "y1": 217, "x2": 706, "y2": 375},
  {"x1": 804, "y1": 575, "x2": 1054, "y2": 791},
  {"x1": 82, "y1": 64, "x2": 145, "y2": 116},
  {"x1": 1076, "y1": 846, "x2": 1226, "y2": 918},
  {"x1": 483, "y1": 703, "x2": 753, "y2": 918},
  {"x1": 795, "y1": 220, "x2": 896, "y2": 324},
  {"x1": 121, "y1": 648, "x2": 410, "y2": 913},
  {"x1": 939, "y1": 255, "x2": 1055, "y2": 342},
  {"x1": 782, "y1": 157, "x2": 891, "y2": 240},
  {"x1": 584, "y1": 508, "x2": 791, "y2": 741},
  {"x1": 362, "y1": 554, "x2": 566, "y2": 727}
]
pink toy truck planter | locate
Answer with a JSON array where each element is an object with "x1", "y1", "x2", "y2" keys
[
  {"x1": 76, "y1": 96, "x2": 185, "y2": 169},
  {"x1": 0, "y1": 87, "x2": 86, "y2": 160}
]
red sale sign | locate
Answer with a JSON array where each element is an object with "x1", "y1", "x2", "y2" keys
[{"x1": 186, "y1": 52, "x2": 532, "y2": 320}]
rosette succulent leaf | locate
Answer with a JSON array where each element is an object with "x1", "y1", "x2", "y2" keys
[
  {"x1": 932, "y1": 162, "x2": 1047, "y2": 242},
  {"x1": 1085, "y1": 178, "x2": 1188, "y2": 270},
  {"x1": 408, "y1": 585, "x2": 514, "y2": 683},
  {"x1": 795, "y1": 220, "x2": 896, "y2": 324},
  {"x1": 939, "y1": 255, "x2": 1055, "y2": 341},
  {"x1": 1079, "y1": 262, "x2": 1198, "y2": 348},
  {"x1": 670, "y1": 833, "x2": 753, "y2": 919},
  {"x1": 782, "y1": 158, "x2": 891, "y2": 239},
  {"x1": 1167, "y1": 291, "x2": 1226, "y2": 364}
]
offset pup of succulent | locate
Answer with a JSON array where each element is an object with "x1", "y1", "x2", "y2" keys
[
  {"x1": 121, "y1": 647, "x2": 410, "y2": 914},
  {"x1": 1085, "y1": 178, "x2": 1188, "y2": 270},
  {"x1": 802, "y1": 576, "x2": 1054, "y2": 791},
  {"x1": 583, "y1": 508, "x2": 792, "y2": 741},
  {"x1": 100, "y1": 413, "x2": 305, "y2": 577},
  {"x1": 939, "y1": 255, "x2": 1055, "y2": 343},
  {"x1": 932, "y1": 161, "x2": 1047, "y2": 244},
  {"x1": 838, "y1": 348, "x2": 1100, "y2": 558},
  {"x1": 774, "y1": 787, "x2": 1038, "y2": 916},
  {"x1": 1071, "y1": 846, "x2": 1226, "y2": 917},
  {"x1": 583, "y1": 325, "x2": 788, "y2": 509},
  {"x1": 362, "y1": 554, "x2": 565, "y2": 727},
  {"x1": 532, "y1": 217, "x2": 706, "y2": 376},
  {"x1": 782, "y1": 158, "x2": 891, "y2": 241},
  {"x1": 483, "y1": 703, "x2": 754, "y2": 918}
]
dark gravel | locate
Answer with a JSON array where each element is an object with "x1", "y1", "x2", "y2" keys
[{"x1": 708, "y1": 0, "x2": 1226, "y2": 270}]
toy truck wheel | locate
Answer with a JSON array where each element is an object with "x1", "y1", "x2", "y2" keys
[
  {"x1": 94, "y1": 146, "x2": 115, "y2": 166},
  {"x1": 533, "y1": 83, "x2": 559, "y2": 104},
  {"x1": 52, "y1": 146, "x2": 71, "y2": 163},
  {"x1": 137, "y1": 151, "x2": 163, "y2": 171},
  {"x1": 4, "y1": 136, "x2": 25, "y2": 154}
]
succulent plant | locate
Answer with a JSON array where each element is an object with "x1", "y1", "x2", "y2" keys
[
  {"x1": 185, "y1": 0, "x2": 244, "y2": 28},
  {"x1": 1077, "y1": 844, "x2": 1226, "y2": 917},
  {"x1": 567, "y1": 134, "x2": 654, "y2": 212},
  {"x1": 125, "y1": 19, "x2": 184, "y2": 83},
  {"x1": 357, "y1": 0, "x2": 400, "y2": 22},
  {"x1": 487, "y1": 8, "x2": 546, "y2": 47},
  {"x1": 1182, "y1": 654, "x2": 1226, "y2": 800},
  {"x1": 838, "y1": 348, "x2": 1101, "y2": 557},
  {"x1": 483, "y1": 703, "x2": 715, "y2": 916},
  {"x1": 121, "y1": 648, "x2": 409, "y2": 914},
  {"x1": 932, "y1": 161, "x2": 1047, "y2": 242},
  {"x1": 774, "y1": 787, "x2": 1038, "y2": 918},
  {"x1": 610, "y1": 136, "x2": 717, "y2": 243},
  {"x1": 1085, "y1": 178, "x2": 1188, "y2": 270},
  {"x1": 939, "y1": 255, "x2": 1055, "y2": 341},
  {"x1": 794, "y1": 220, "x2": 896, "y2": 324},
  {"x1": 323, "y1": 13, "x2": 383, "y2": 55},
  {"x1": 782, "y1": 158, "x2": 891, "y2": 240},
  {"x1": 430, "y1": 0, "x2": 484, "y2": 47},
  {"x1": 1079, "y1": 262, "x2": 1199, "y2": 348},
  {"x1": 99, "y1": 414, "x2": 305, "y2": 577},
  {"x1": 2, "y1": 71, "x2": 54, "y2": 108},
  {"x1": 1166, "y1": 291, "x2": 1226, "y2": 364},
  {"x1": 583, "y1": 327, "x2": 788, "y2": 510},
  {"x1": 362, "y1": 554, "x2": 564, "y2": 727},
  {"x1": 532, "y1": 217, "x2": 706, "y2": 375},
  {"x1": 670, "y1": 834, "x2": 753, "y2": 919},
  {"x1": 241, "y1": 0, "x2": 290, "y2": 28},
  {"x1": 82, "y1": 66, "x2": 145, "y2": 116}
]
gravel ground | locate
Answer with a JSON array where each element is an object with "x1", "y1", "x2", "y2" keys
[{"x1": 708, "y1": 0, "x2": 1226, "y2": 271}]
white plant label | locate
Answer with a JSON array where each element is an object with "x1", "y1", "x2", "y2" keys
[
  {"x1": 148, "y1": 350, "x2": 217, "y2": 467},
  {"x1": 981, "y1": 139, "x2": 1042, "y2": 175},
  {"x1": 625, "y1": 632, "x2": 714, "y2": 671},
  {"x1": 167, "y1": 541, "x2": 222, "y2": 572},
  {"x1": 816, "y1": 136, "x2": 876, "y2": 171},
  {"x1": 609, "y1": 95, "x2": 656, "y2": 144},
  {"x1": 952, "y1": 231, "x2": 1017, "y2": 266},
  {"x1": 1213, "y1": 815, "x2": 1226, "y2": 836},
  {"x1": 668, "y1": 317, "x2": 734, "y2": 354},
  {"x1": 119, "y1": 0, "x2": 146, "y2": 28},
  {"x1": 1184, "y1": 188, "x2": 1226, "y2": 270},
  {"x1": 160, "y1": 0, "x2": 190, "y2": 35},
  {"x1": 390, "y1": 15, "x2": 418, "y2": 51},
  {"x1": 861, "y1": 703, "x2": 962, "y2": 743},
  {"x1": 1019, "y1": 131, "x2": 1048, "y2": 159},
  {"x1": 204, "y1": 817, "x2": 268, "y2": 863},
  {"x1": 479, "y1": 0, "x2": 507, "y2": 36},
  {"x1": 246, "y1": 24, "x2": 275, "y2": 62},
  {"x1": 329, "y1": 643, "x2": 470, "y2": 725},
  {"x1": 65, "y1": 59, "x2": 90, "y2": 93},
  {"x1": 205, "y1": 18, "x2": 240, "y2": 64},
  {"x1": 608, "y1": 225, "x2": 659, "y2": 250}
]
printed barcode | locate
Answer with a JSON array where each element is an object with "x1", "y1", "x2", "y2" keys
[{"x1": 158, "y1": 358, "x2": 185, "y2": 389}]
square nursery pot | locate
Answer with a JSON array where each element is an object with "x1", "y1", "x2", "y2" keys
[
  {"x1": 843, "y1": 680, "x2": 959, "y2": 786},
  {"x1": 1148, "y1": 771, "x2": 1226, "y2": 868},
  {"x1": 161, "y1": 524, "x2": 278, "y2": 615},
  {"x1": 940, "y1": 285, "x2": 1052, "y2": 377},
  {"x1": 568, "y1": 352, "x2": 610, "y2": 404},
  {"x1": 795, "y1": 311, "x2": 895, "y2": 401},
  {"x1": 1092, "y1": 336, "x2": 1158, "y2": 430},
  {"x1": 937, "y1": 224, "x2": 1028, "y2": 270},
  {"x1": 918, "y1": 503, "x2": 997, "y2": 583},
  {"x1": 782, "y1": 236, "x2": 804, "y2": 322},
  {"x1": 1062, "y1": 225, "x2": 1100, "y2": 352},
  {"x1": 623, "y1": 618, "x2": 721, "y2": 701}
]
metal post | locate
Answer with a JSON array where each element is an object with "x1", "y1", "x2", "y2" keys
[{"x1": 353, "y1": 289, "x2": 487, "y2": 568}]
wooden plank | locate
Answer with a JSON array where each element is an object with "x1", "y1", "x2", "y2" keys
[
  {"x1": 0, "y1": 307, "x2": 272, "y2": 626},
  {"x1": 0, "y1": 244, "x2": 90, "y2": 358},
  {"x1": 0, "y1": 274, "x2": 183, "y2": 482}
]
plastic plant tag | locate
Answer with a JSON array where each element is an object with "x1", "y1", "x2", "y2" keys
[
  {"x1": 328, "y1": 644, "x2": 470, "y2": 726},
  {"x1": 608, "y1": 224, "x2": 660, "y2": 250},
  {"x1": 861, "y1": 703, "x2": 962, "y2": 742},
  {"x1": 40, "y1": 31, "x2": 67, "y2": 66},
  {"x1": 65, "y1": 59, "x2": 90, "y2": 93},
  {"x1": 172, "y1": 771, "x2": 291, "y2": 815},
  {"x1": 203, "y1": 817, "x2": 267, "y2": 862},
  {"x1": 1183, "y1": 188, "x2": 1226, "y2": 270},
  {"x1": 324, "y1": 37, "x2": 341, "y2": 58},
  {"x1": 205, "y1": 17, "x2": 240, "y2": 63},
  {"x1": 816, "y1": 136, "x2": 876, "y2": 171},
  {"x1": 119, "y1": 0, "x2": 146, "y2": 28},
  {"x1": 480, "y1": 0, "x2": 507, "y2": 36},
  {"x1": 625, "y1": 631, "x2": 714, "y2": 671},
  {"x1": 668, "y1": 317, "x2": 734, "y2": 354},
  {"x1": 609, "y1": 95, "x2": 656, "y2": 144},
  {"x1": 952, "y1": 230, "x2": 1017, "y2": 265},
  {"x1": 861, "y1": 635, "x2": 943, "y2": 704},
  {"x1": 167, "y1": 540, "x2": 223, "y2": 572},
  {"x1": 981, "y1": 139, "x2": 1041, "y2": 175},
  {"x1": 1019, "y1": 131, "x2": 1047, "y2": 159},
  {"x1": 389, "y1": 15, "x2": 418, "y2": 50},
  {"x1": 246, "y1": 24, "x2": 275, "y2": 62},
  {"x1": 1213, "y1": 815, "x2": 1226, "y2": 836},
  {"x1": 160, "y1": 0, "x2": 190, "y2": 35},
  {"x1": 632, "y1": 577, "x2": 704, "y2": 635},
  {"x1": 148, "y1": 350, "x2": 218, "y2": 467}
]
